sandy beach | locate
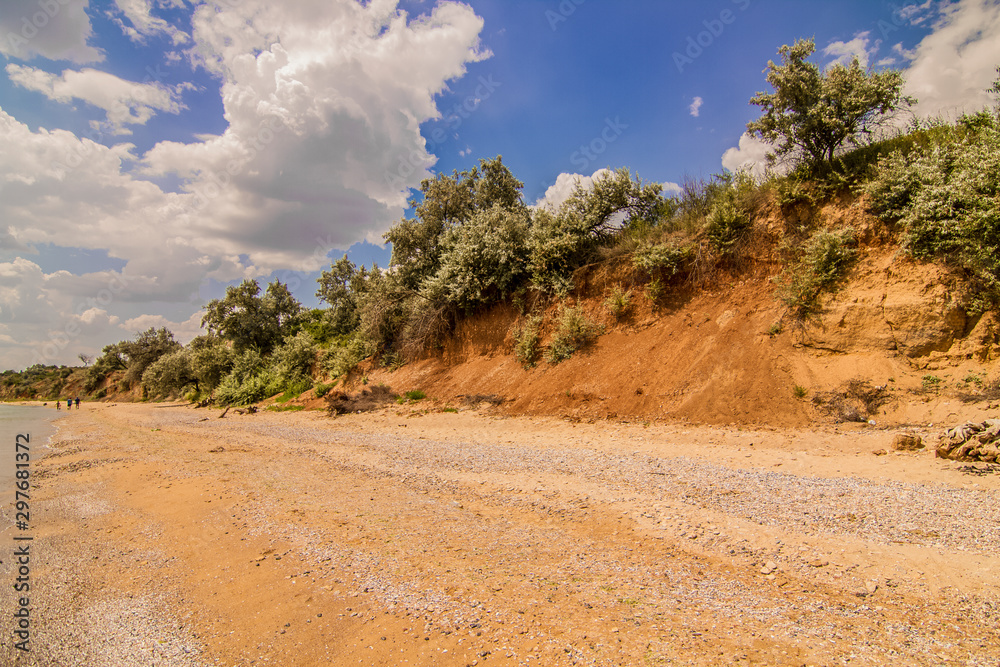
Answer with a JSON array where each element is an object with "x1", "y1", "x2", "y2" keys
[{"x1": 2, "y1": 401, "x2": 998, "y2": 666}]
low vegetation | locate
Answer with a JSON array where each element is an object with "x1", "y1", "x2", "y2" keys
[
  {"x1": 513, "y1": 315, "x2": 544, "y2": 369},
  {"x1": 545, "y1": 305, "x2": 602, "y2": 364},
  {"x1": 775, "y1": 228, "x2": 858, "y2": 320},
  {"x1": 603, "y1": 286, "x2": 632, "y2": 321}
]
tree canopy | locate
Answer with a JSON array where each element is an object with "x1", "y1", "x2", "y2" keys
[
  {"x1": 202, "y1": 279, "x2": 303, "y2": 354},
  {"x1": 747, "y1": 39, "x2": 913, "y2": 170},
  {"x1": 384, "y1": 155, "x2": 526, "y2": 292},
  {"x1": 315, "y1": 256, "x2": 373, "y2": 336}
]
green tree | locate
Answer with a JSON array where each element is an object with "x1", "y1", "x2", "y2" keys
[
  {"x1": 202, "y1": 279, "x2": 303, "y2": 354},
  {"x1": 269, "y1": 331, "x2": 318, "y2": 387},
  {"x1": 141, "y1": 348, "x2": 197, "y2": 397},
  {"x1": 120, "y1": 327, "x2": 182, "y2": 386},
  {"x1": 747, "y1": 39, "x2": 913, "y2": 171},
  {"x1": 85, "y1": 341, "x2": 128, "y2": 392},
  {"x1": 424, "y1": 204, "x2": 531, "y2": 310},
  {"x1": 384, "y1": 156, "x2": 525, "y2": 291},
  {"x1": 188, "y1": 334, "x2": 234, "y2": 393},
  {"x1": 315, "y1": 256, "x2": 374, "y2": 336}
]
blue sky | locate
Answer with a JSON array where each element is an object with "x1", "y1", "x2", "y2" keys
[{"x1": 1, "y1": 0, "x2": 999, "y2": 370}]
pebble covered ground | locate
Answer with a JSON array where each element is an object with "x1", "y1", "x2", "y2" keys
[{"x1": 1, "y1": 403, "x2": 998, "y2": 666}]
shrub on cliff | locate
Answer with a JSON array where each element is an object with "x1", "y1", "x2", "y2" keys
[
  {"x1": 865, "y1": 112, "x2": 1000, "y2": 310},
  {"x1": 775, "y1": 228, "x2": 858, "y2": 319}
]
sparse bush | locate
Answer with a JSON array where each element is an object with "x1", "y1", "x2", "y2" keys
[
  {"x1": 793, "y1": 384, "x2": 808, "y2": 398},
  {"x1": 812, "y1": 379, "x2": 893, "y2": 422},
  {"x1": 267, "y1": 404, "x2": 305, "y2": 412},
  {"x1": 514, "y1": 315, "x2": 543, "y2": 369},
  {"x1": 666, "y1": 176, "x2": 724, "y2": 234},
  {"x1": 269, "y1": 331, "x2": 318, "y2": 388},
  {"x1": 323, "y1": 335, "x2": 371, "y2": 379},
  {"x1": 214, "y1": 370, "x2": 280, "y2": 406},
  {"x1": 632, "y1": 243, "x2": 690, "y2": 276},
  {"x1": 380, "y1": 351, "x2": 405, "y2": 371},
  {"x1": 398, "y1": 389, "x2": 426, "y2": 403},
  {"x1": 276, "y1": 378, "x2": 313, "y2": 402},
  {"x1": 545, "y1": 305, "x2": 601, "y2": 364},
  {"x1": 704, "y1": 190, "x2": 752, "y2": 256},
  {"x1": 921, "y1": 375, "x2": 943, "y2": 394},
  {"x1": 604, "y1": 286, "x2": 632, "y2": 320},
  {"x1": 775, "y1": 176, "x2": 822, "y2": 207},
  {"x1": 645, "y1": 277, "x2": 664, "y2": 303},
  {"x1": 956, "y1": 377, "x2": 1000, "y2": 403},
  {"x1": 213, "y1": 349, "x2": 281, "y2": 406},
  {"x1": 314, "y1": 382, "x2": 332, "y2": 398},
  {"x1": 463, "y1": 394, "x2": 504, "y2": 407},
  {"x1": 962, "y1": 373, "x2": 983, "y2": 387},
  {"x1": 47, "y1": 379, "x2": 65, "y2": 400},
  {"x1": 776, "y1": 228, "x2": 857, "y2": 319},
  {"x1": 396, "y1": 299, "x2": 454, "y2": 358}
]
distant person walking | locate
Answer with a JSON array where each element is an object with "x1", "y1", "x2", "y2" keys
[
  {"x1": 67, "y1": 398, "x2": 72, "y2": 409},
  {"x1": 74, "y1": 397, "x2": 80, "y2": 409},
  {"x1": 56, "y1": 400, "x2": 61, "y2": 410}
]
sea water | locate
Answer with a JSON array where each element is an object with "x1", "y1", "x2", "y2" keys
[{"x1": 0, "y1": 405, "x2": 62, "y2": 507}]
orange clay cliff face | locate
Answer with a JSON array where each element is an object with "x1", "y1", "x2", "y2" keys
[
  {"x1": 339, "y1": 197, "x2": 999, "y2": 429},
  {"x1": 9, "y1": 196, "x2": 996, "y2": 431}
]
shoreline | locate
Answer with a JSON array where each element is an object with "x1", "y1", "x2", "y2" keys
[{"x1": 1, "y1": 402, "x2": 998, "y2": 665}]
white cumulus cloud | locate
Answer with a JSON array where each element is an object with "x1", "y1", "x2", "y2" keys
[
  {"x1": 902, "y1": 0, "x2": 1000, "y2": 118},
  {"x1": 0, "y1": 0, "x2": 489, "y2": 369},
  {"x1": 0, "y1": 0, "x2": 103, "y2": 63},
  {"x1": 823, "y1": 31, "x2": 873, "y2": 68},
  {"x1": 122, "y1": 311, "x2": 204, "y2": 344},
  {"x1": 6, "y1": 64, "x2": 186, "y2": 135},
  {"x1": 111, "y1": 0, "x2": 190, "y2": 45},
  {"x1": 534, "y1": 169, "x2": 611, "y2": 211},
  {"x1": 534, "y1": 169, "x2": 681, "y2": 211},
  {"x1": 721, "y1": 133, "x2": 776, "y2": 178}
]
